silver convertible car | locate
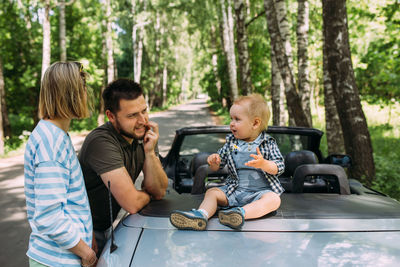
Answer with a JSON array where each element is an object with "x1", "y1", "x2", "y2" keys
[{"x1": 97, "y1": 126, "x2": 400, "y2": 267}]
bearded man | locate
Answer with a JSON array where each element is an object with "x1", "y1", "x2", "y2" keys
[{"x1": 79, "y1": 78, "x2": 168, "y2": 256}]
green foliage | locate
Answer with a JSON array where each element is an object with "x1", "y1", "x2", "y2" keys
[
  {"x1": 207, "y1": 100, "x2": 230, "y2": 125},
  {"x1": 369, "y1": 124, "x2": 400, "y2": 200},
  {"x1": 0, "y1": 0, "x2": 399, "y2": 202},
  {"x1": 70, "y1": 116, "x2": 98, "y2": 132},
  {"x1": 356, "y1": 39, "x2": 400, "y2": 103},
  {"x1": 350, "y1": 0, "x2": 400, "y2": 104},
  {"x1": 246, "y1": 6, "x2": 271, "y2": 95}
]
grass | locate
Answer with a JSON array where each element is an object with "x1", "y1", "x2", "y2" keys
[
  {"x1": 363, "y1": 102, "x2": 400, "y2": 200},
  {"x1": 209, "y1": 100, "x2": 400, "y2": 201}
]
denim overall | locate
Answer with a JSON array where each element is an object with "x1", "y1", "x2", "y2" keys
[{"x1": 221, "y1": 135, "x2": 274, "y2": 207}]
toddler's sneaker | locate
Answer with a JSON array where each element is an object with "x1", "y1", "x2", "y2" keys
[
  {"x1": 218, "y1": 207, "x2": 245, "y2": 229},
  {"x1": 170, "y1": 209, "x2": 208, "y2": 231}
]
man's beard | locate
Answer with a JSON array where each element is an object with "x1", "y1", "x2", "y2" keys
[{"x1": 115, "y1": 119, "x2": 144, "y2": 140}]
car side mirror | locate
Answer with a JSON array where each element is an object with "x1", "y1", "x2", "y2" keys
[{"x1": 325, "y1": 154, "x2": 352, "y2": 168}]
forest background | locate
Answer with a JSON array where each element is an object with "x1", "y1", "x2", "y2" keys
[{"x1": 0, "y1": 0, "x2": 399, "y2": 199}]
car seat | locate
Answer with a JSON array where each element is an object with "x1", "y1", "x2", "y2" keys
[
  {"x1": 280, "y1": 150, "x2": 319, "y2": 192},
  {"x1": 292, "y1": 164, "x2": 350, "y2": 194},
  {"x1": 190, "y1": 152, "x2": 228, "y2": 194}
]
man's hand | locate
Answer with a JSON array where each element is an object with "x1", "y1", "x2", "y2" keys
[
  {"x1": 143, "y1": 121, "x2": 159, "y2": 154},
  {"x1": 245, "y1": 147, "x2": 278, "y2": 175},
  {"x1": 142, "y1": 120, "x2": 168, "y2": 199},
  {"x1": 207, "y1": 153, "x2": 221, "y2": 171}
]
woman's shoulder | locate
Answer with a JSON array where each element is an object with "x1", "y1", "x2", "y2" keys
[{"x1": 27, "y1": 120, "x2": 74, "y2": 164}]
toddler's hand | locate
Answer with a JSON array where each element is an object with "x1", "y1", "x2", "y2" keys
[
  {"x1": 245, "y1": 147, "x2": 278, "y2": 174},
  {"x1": 245, "y1": 147, "x2": 266, "y2": 169},
  {"x1": 207, "y1": 153, "x2": 221, "y2": 170}
]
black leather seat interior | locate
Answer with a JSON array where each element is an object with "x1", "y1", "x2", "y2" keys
[
  {"x1": 280, "y1": 150, "x2": 318, "y2": 192},
  {"x1": 190, "y1": 152, "x2": 228, "y2": 194}
]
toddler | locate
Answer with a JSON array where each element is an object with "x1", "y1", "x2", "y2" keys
[{"x1": 170, "y1": 94, "x2": 284, "y2": 230}]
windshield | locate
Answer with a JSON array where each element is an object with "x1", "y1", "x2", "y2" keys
[{"x1": 179, "y1": 132, "x2": 310, "y2": 157}]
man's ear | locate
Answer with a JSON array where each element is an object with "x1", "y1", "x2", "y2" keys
[
  {"x1": 252, "y1": 117, "x2": 261, "y2": 130},
  {"x1": 105, "y1": 110, "x2": 115, "y2": 123}
]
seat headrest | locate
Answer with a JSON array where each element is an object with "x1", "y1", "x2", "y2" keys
[
  {"x1": 190, "y1": 152, "x2": 212, "y2": 176},
  {"x1": 283, "y1": 150, "x2": 318, "y2": 177}
]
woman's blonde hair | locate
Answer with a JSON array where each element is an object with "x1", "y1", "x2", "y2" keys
[
  {"x1": 39, "y1": 61, "x2": 90, "y2": 119},
  {"x1": 234, "y1": 93, "x2": 271, "y2": 131}
]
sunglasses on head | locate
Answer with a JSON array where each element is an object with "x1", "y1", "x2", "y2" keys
[{"x1": 73, "y1": 61, "x2": 86, "y2": 87}]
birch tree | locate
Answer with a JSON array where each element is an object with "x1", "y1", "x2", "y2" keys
[
  {"x1": 149, "y1": 12, "x2": 161, "y2": 108},
  {"x1": 219, "y1": 0, "x2": 238, "y2": 103},
  {"x1": 210, "y1": 25, "x2": 222, "y2": 100},
  {"x1": 0, "y1": 56, "x2": 4, "y2": 154},
  {"x1": 270, "y1": 54, "x2": 286, "y2": 126},
  {"x1": 234, "y1": 0, "x2": 253, "y2": 95},
  {"x1": 162, "y1": 62, "x2": 167, "y2": 107},
  {"x1": 323, "y1": 0, "x2": 375, "y2": 184},
  {"x1": 323, "y1": 50, "x2": 345, "y2": 154},
  {"x1": 58, "y1": 0, "x2": 75, "y2": 61},
  {"x1": 264, "y1": 0, "x2": 310, "y2": 127},
  {"x1": 132, "y1": 0, "x2": 148, "y2": 83},
  {"x1": 98, "y1": 0, "x2": 114, "y2": 125},
  {"x1": 41, "y1": 0, "x2": 51, "y2": 79},
  {"x1": 106, "y1": 0, "x2": 114, "y2": 84},
  {"x1": 59, "y1": 0, "x2": 67, "y2": 61},
  {"x1": 97, "y1": 19, "x2": 107, "y2": 126},
  {"x1": 269, "y1": 0, "x2": 292, "y2": 126},
  {"x1": 297, "y1": 0, "x2": 312, "y2": 125}
]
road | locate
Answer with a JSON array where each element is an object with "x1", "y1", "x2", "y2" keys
[{"x1": 0, "y1": 98, "x2": 217, "y2": 267}]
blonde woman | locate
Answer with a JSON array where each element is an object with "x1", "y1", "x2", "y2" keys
[{"x1": 24, "y1": 62, "x2": 97, "y2": 267}]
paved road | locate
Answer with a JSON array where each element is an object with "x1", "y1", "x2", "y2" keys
[{"x1": 0, "y1": 98, "x2": 217, "y2": 267}]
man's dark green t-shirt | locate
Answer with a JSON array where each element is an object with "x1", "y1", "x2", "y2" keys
[{"x1": 79, "y1": 122, "x2": 154, "y2": 231}]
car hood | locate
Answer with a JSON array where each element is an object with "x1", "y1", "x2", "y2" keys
[
  {"x1": 131, "y1": 228, "x2": 400, "y2": 266},
  {"x1": 97, "y1": 214, "x2": 400, "y2": 267}
]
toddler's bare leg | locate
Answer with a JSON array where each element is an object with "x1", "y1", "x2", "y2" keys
[
  {"x1": 242, "y1": 192, "x2": 281, "y2": 219},
  {"x1": 199, "y1": 187, "x2": 229, "y2": 218}
]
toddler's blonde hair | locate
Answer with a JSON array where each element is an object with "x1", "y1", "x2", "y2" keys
[{"x1": 233, "y1": 93, "x2": 271, "y2": 131}]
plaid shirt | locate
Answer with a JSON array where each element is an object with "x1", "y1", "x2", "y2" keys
[{"x1": 217, "y1": 131, "x2": 285, "y2": 196}]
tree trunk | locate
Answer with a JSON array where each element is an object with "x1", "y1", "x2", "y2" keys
[
  {"x1": 0, "y1": 56, "x2": 11, "y2": 139},
  {"x1": 162, "y1": 62, "x2": 168, "y2": 107},
  {"x1": 264, "y1": 0, "x2": 310, "y2": 127},
  {"x1": 220, "y1": 0, "x2": 238, "y2": 102},
  {"x1": 275, "y1": 0, "x2": 296, "y2": 127},
  {"x1": 270, "y1": 0, "x2": 291, "y2": 126},
  {"x1": 234, "y1": 0, "x2": 253, "y2": 95},
  {"x1": 323, "y1": 50, "x2": 345, "y2": 154},
  {"x1": 322, "y1": 0, "x2": 375, "y2": 185},
  {"x1": 151, "y1": 12, "x2": 163, "y2": 108},
  {"x1": 0, "y1": 57, "x2": 5, "y2": 154},
  {"x1": 210, "y1": 25, "x2": 222, "y2": 100},
  {"x1": 297, "y1": 0, "x2": 312, "y2": 126},
  {"x1": 106, "y1": 0, "x2": 114, "y2": 84},
  {"x1": 97, "y1": 19, "x2": 107, "y2": 126},
  {"x1": 59, "y1": 0, "x2": 67, "y2": 61},
  {"x1": 270, "y1": 51, "x2": 286, "y2": 126},
  {"x1": 135, "y1": 0, "x2": 146, "y2": 83},
  {"x1": 135, "y1": 31, "x2": 144, "y2": 83},
  {"x1": 132, "y1": 0, "x2": 147, "y2": 83},
  {"x1": 41, "y1": 0, "x2": 51, "y2": 79}
]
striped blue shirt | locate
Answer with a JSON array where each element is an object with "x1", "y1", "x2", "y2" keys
[
  {"x1": 218, "y1": 131, "x2": 285, "y2": 196},
  {"x1": 24, "y1": 120, "x2": 92, "y2": 267}
]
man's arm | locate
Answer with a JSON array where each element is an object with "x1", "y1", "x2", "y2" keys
[
  {"x1": 100, "y1": 167, "x2": 150, "y2": 214},
  {"x1": 141, "y1": 121, "x2": 168, "y2": 199}
]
